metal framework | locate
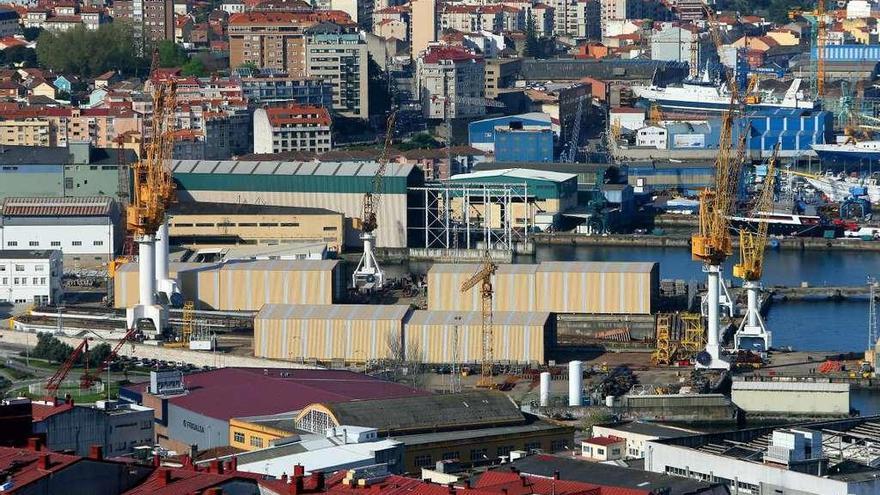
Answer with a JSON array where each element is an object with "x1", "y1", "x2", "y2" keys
[
  {"x1": 870, "y1": 277, "x2": 878, "y2": 348},
  {"x1": 409, "y1": 182, "x2": 530, "y2": 252}
]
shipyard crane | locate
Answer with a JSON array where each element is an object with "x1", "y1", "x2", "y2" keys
[
  {"x1": 352, "y1": 111, "x2": 397, "y2": 291},
  {"x1": 789, "y1": 1, "x2": 827, "y2": 99},
  {"x1": 45, "y1": 339, "x2": 90, "y2": 398},
  {"x1": 460, "y1": 251, "x2": 497, "y2": 388},
  {"x1": 126, "y1": 54, "x2": 178, "y2": 334},
  {"x1": 81, "y1": 326, "x2": 143, "y2": 389},
  {"x1": 690, "y1": 6, "x2": 750, "y2": 370},
  {"x1": 732, "y1": 144, "x2": 780, "y2": 353}
]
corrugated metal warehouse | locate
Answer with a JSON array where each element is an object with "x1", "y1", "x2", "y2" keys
[
  {"x1": 427, "y1": 261, "x2": 658, "y2": 315},
  {"x1": 170, "y1": 160, "x2": 424, "y2": 248},
  {"x1": 405, "y1": 310, "x2": 553, "y2": 364},
  {"x1": 731, "y1": 381, "x2": 850, "y2": 416},
  {"x1": 113, "y1": 259, "x2": 341, "y2": 310},
  {"x1": 536, "y1": 261, "x2": 658, "y2": 314},
  {"x1": 254, "y1": 304, "x2": 411, "y2": 362}
]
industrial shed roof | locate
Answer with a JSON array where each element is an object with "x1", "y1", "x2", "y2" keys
[
  {"x1": 122, "y1": 368, "x2": 428, "y2": 421},
  {"x1": 2, "y1": 196, "x2": 113, "y2": 217},
  {"x1": 407, "y1": 310, "x2": 551, "y2": 327},
  {"x1": 450, "y1": 168, "x2": 576, "y2": 184},
  {"x1": 220, "y1": 259, "x2": 339, "y2": 272},
  {"x1": 732, "y1": 381, "x2": 850, "y2": 392},
  {"x1": 313, "y1": 390, "x2": 523, "y2": 434},
  {"x1": 171, "y1": 160, "x2": 415, "y2": 178},
  {"x1": 537, "y1": 261, "x2": 657, "y2": 273},
  {"x1": 255, "y1": 304, "x2": 410, "y2": 321},
  {"x1": 116, "y1": 261, "x2": 218, "y2": 273}
]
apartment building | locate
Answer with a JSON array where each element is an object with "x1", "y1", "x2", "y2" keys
[
  {"x1": 417, "y1": 46, "x2": 486, "y2": 120},
  {"x1": 410, "y1": 0, "x2": 436, "y2": 60},
  {"x1": 228, "y1": 11, "x2": 354, "y2": 75},
  {"x1": 0, "y1": 249, "x2": 62, "y2": 305},
  {"x1": 253, "y1": 104, "x2": 332, "y2": 153},
  {"x1": 304, "y1": 22, "x2": 369, "y2": 119},
  {"x1": 113, "y1": 0, "x2": 174, "y2": 49},
  {"x1": 0, "y1": 119, "x2": 52, "y2": 147}
]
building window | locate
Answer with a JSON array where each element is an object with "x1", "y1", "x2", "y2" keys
[
  {"x1": 14, "y1": 265, "x2": 23, "y2": 272},
  {"x1": 29, "y1": 241, "x2": 38, "y2": 247},
  {"x1": 234, "y1": 432, "x2": 245, "y2": 443},
  {"x1": 524, "y1": 441, "x2": 541, "y2": 452},
  {"x1": 34, "y1": 265, "x2": 43, "y2": 271},
  {"x1": 40, "y1": 278, "x2": 46, "y2": 285},
  {"x1": 413, "y1": 455, "x2": 433, "y2": 468},
  {"x1": 550, "y1": 440, "x2": 567, "y2": 452},
  {"x1": 442, "y1": 451, "x2": 459, "y2": 461},
  {"x1": 64, "y1": 178, "x2": 73, "y2": 189},
  {"x1": 322, "y1": 226, "x2": 337, "y2": 231},
  {"x1": 32, "y1": 278, "x2": 38, "y2": 285},
  {"x1": 249, "y1": 436, "x2": 263, "y2": 448},
  {"x1": 469, "y1": 448, "x2": 487, "y2": 461},
  {"x1": 50, "y1": 241, "x2": 60, "y2": 247},
  {"x1": 497, "y1": 446, "x2": 513, "y2": 457},
  {"x1": 7, "y1": 241, "x2": 16, "y2": 247},
  {"x1": 93, "y1": 241, "x2": 103, "y2": 246},
  {"x1": 72, "y1": 241, "x2": 82, "y2": 246}
]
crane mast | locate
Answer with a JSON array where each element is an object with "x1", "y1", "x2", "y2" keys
[
  {"x1": 460, "y1": 252, "x2": 497, "y2": 388},
  {"x1": 352, "y1": 111, "x2": 397, "y2": 291},
  {"x1": 732, "y1": 144, "x2": 779, "y2": 353},
  {"x1": 125, "y1": 57, "x2": 178, "y2": 335},
  {"x1": 691, "y1": 6, "x2": 748, "y2": 370}
]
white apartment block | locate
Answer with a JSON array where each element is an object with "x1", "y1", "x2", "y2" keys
[
  {"x1": 417, "y1": 46, "x2": 486, "y2": 120},
  {"x1": 0, "y1": 249, "x2": 62, "y2": 305}
]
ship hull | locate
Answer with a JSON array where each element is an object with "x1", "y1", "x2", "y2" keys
[{"x1": 728, "y1": 215, "x2": 827, "y2": 237}]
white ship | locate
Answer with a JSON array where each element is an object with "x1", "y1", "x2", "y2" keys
[
  {"x1": 631, "y1": 77, "x2": 815, "y2": 113},
  {"x1": 799, "y1": 170, "x2": 880, "y2": 203}
]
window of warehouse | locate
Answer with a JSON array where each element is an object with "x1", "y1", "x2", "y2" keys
[
  {"x1": 250, "y1": 436, "x2": 263, "y2": 448},
  {"x1": 296, "y1": 409, "x2": 335, "y2": 435},
  {"x1": 414, "y1": 455, "x2": 433, "y2": 468},
  {"x1": 234, "y1": 432, "x2": 245, "y2": 443}
]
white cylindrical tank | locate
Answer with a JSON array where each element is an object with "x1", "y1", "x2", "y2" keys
[
  {"x1": 155, "y1": 219, "x2": 170, "y2": 282},
  {"x1": 568, "y1": 360, "x2": 582, "y2": 407},
  {"x1": 138, "y1": 236, "x2": 155, "y2": 306},
  {"x1": 539, "y1": 372, "x2": 551, "y2": 407}
]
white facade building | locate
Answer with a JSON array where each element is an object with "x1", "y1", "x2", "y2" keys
[
  {"x1": 0, "y1": 249, "x2": 62, "y2": 305},
  {"x1": 0, "y1": 196, "x2": 122, "y2": 267},
  {"x1": 417, "y1": 46, "x2": 486, "y2": 120},
  {"x1": 635, "y1": 125, "x2": 667, "y2": 149}
]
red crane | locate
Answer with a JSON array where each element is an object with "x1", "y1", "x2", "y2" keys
[
  {"x1": 45, "y1": 339, "x2": 90, "y2": 398},
  {"x1": 81, "y1": 327, "x2": 142, "y2": 388}
]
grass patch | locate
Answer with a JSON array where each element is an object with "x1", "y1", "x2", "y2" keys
[{"x1": 0, "y1": 364, "x2": 33, "y2": 380}]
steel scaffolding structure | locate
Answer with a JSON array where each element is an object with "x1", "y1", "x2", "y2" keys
[{"x1": 409, "y1": 182, "x2": 531, "y2": 252}]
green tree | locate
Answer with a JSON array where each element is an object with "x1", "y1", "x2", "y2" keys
[
  {"x1": 399, "y1": 133, "x2": 441, "y2": 150},
  {"x1": 22, "y1": 27, "x2": 42, "y2": 42},
  {"x1": 5, "y1": 46, "x2": 37, "y2": 67},
  {"x1": 36, "y1": 23, "x2": 140, "y2": 77},
  {"x1": 181, "y1": 57, "x2": 206, "y2": 76},
  {"x1": 524, "y1": 12, "x2": 541, "y2": 58},
  {"x1": 157, "y1": 40, "x2": 189, "y2": 68}
]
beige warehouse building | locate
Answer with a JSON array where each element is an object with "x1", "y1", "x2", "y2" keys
[
  {"x1": 113, "y1": 259, "x2": 341, "y2": 310},
  {"x1": 405, "y1": 310, "x2": 553, "y2": 364},
  {"x1": 254, "y1": 303, "x2": 410, "y2": 362},
  {"x1": 427, "y1": 261, "x2": 658, "y2": 315}
]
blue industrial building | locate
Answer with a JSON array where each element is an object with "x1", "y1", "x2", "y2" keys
[
  {"x1": 744, "y1": 108, "x2": 833, "y2": 157},
  {"x1": 468, "y1": 113, "x2": 554, "y2": 161},
  {"x1": 812, "y1": 44, "x2": 880, "y2": 62}
]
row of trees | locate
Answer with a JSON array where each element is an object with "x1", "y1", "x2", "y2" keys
[
  {"x1": 30, "y1": 332, "x2": 112, "y2": 369},
  {"x1": 34, "y1": 24, "x2": 208, "y2": 78}
]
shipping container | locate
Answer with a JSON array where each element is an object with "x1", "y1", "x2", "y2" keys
[
  {"x1": 254, "y1": 303, "x2": 410, "y2": 362},
  {"x1": 535, "y1": 261, "x2": 658, "y2": 314},
  {"x1": 405, "y1": 310, "x2": 553, "y2": 364}
]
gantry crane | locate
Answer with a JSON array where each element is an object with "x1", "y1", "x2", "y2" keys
[
  {"x1": 460, "y1": 252, "x2": 497, "y2": 388},
  {"x1": 691, "y1": 6, "x2": 750, "y2": 370},
  {"x1": 790, "y1": 1, "x2": 827, "y2": 99},
  {"x1": 352, "y1": 111, "x2": 397, "y2": 291},
  {"x1": 126, "y1": 54, "x2": 178, "y2": 334},
  {"x1": 732, "y1": 144, "x2": 779, "y2": 353}
]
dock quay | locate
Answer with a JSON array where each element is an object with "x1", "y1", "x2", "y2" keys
[
  {"x1": 533, "y1": 232, "x2": 880, "y2": 252},
  {"x1": 769, "y1": 285, "x2": 875, "y2": 300}
]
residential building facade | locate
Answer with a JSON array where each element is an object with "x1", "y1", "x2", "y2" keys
[
  {"x1": 253, "y1": 104, "x2": 333, "y2": 153},
  {"x1": 0, "y1": 249, "x2": 61, "y2": 304},
  {"x1": 417, "y1": 46, "x2": 486, "y2": 120}
]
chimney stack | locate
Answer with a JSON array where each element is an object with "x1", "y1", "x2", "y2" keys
[
  {"x1": 37, "y1": 453, "x2": 50, "y2": 470},
  {"x1": 311, "y1": 471, "x2": 325, "y2": 491},
  {"x1": 553, "y1": 471, "x2": 560, "y2": 480},
  {"x1": 447, "y1": 483, "x2": 455, "y2": 495},
  {"x1": 89, "y1": 445, "x2": 103, "y2": 461},
  {"x1": 27, "y1": 437, "x2": 42, "y2": 452},
  {"x1": 230, "y1": 456, "x2": 238, "y2": 472},
  {"x1": 159, "y1": 469, "x2": 172, "y2": 487},
  {"x1": 210, "y1": 459, "x2": 224, "y2": 474},
  {"x1": 290, "y1": 475, "x2": 304, "y2": 495},
  {"x1": 294, "y1": 464, "x2": 305, "y2": 477},
  {"x1": 153, "y1": 453, "x2": 161, "y2": 467}
]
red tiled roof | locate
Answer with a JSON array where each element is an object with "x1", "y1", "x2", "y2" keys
[
  {"x1": 0, "y1": 448, "x2": 80, "y2": 491},
  {"x1": 583, "y1": 436, "x2": 623, "y2": 446},
  {"x1": 31, "y1": 402, "x2": 73, "y2": 421},
  {"x1": 123, "y1": 368, "x2": 429, "y2": 421},
  {"x1": 122, "y1": 467, "x2": 262, "y2": 495},
  {"x1": 475, "y1": 471, "x2": 650, "y2": 495},
  {"x1": 228, "y1": 10, "x2": 353, "y2": 25},
  {"x1": 2, "y1": 196, "x2": 113, "y2": 217},
  {"x1": 265, "y1": 104, "x2": 331, "y2": 126},
  {"x1": 422, "y1": 46, "x2": 483, "y2": 63}
]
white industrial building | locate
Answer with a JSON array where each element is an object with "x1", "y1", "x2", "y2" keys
[
  {"x1": 592, "y1": 421, "x2": 695, "y2": 459},
  {"x1": 0, "y1": 196, "x2": 122, "y2": 267},
  {"x1": 731, "y1": 381, "x2": 851, "y2": 416},
  {"x1": 645, "y1": 416, "x2": 880, "y2": 495},
  {"x1": 0, "y1": 249, "x2": 62, "y2": 305},
  {"x1": 635, "y1": 125, "x2": 667, "y2": 149}
]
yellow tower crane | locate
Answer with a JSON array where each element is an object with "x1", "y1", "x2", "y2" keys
[
  {"x1": 790, "y1": 1, "x2": 827, "y2": 99},
  {"x1": 352, "y1": 111, "x2": 397, "y2": 291},
  {"x1": 125, "y1": 54, "x2": 178, "y2": 335},
  {"x1": 460, "y1": 252, "x2": 497, "y2": 388},
  {"x1": 732, "y1": 144, "x2": 779, "y2": 353},
  {"x1": 690, "y1": 6, "x2": 750, "y2": 370}
]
